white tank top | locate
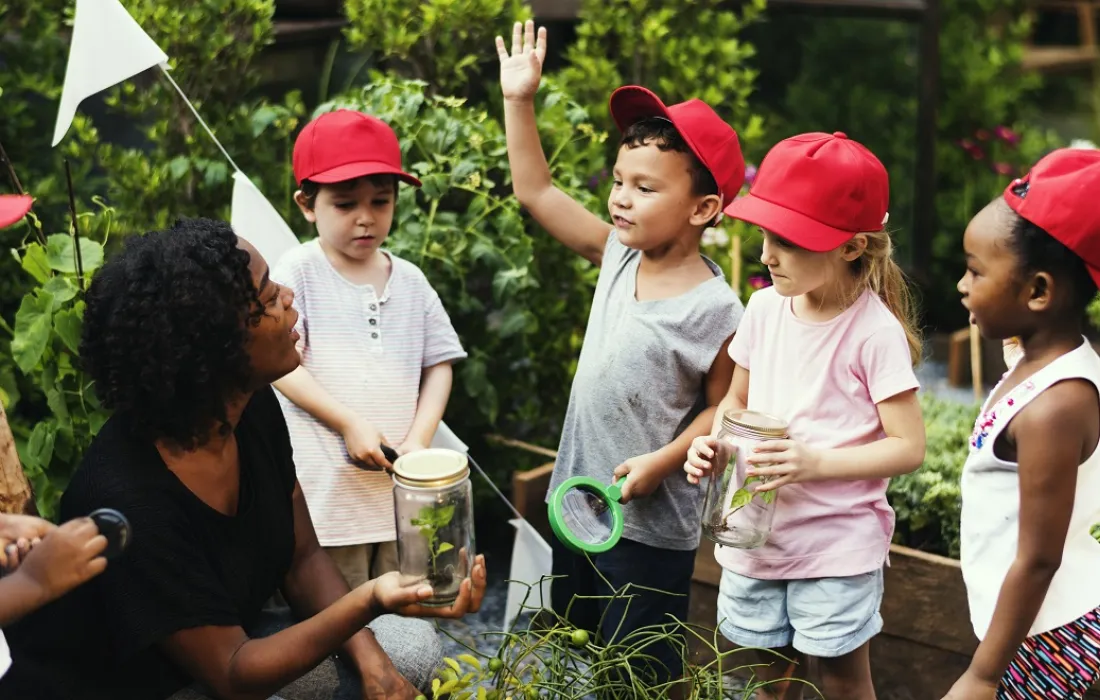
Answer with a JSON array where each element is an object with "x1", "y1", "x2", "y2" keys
[{"x1": 961, "y1": 339, "x2": 1100, "y2": 640}]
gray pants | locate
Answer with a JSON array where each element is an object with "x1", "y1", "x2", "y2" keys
[{"x1": 168, "y1": 608, "x2": 443, "y2": 700}]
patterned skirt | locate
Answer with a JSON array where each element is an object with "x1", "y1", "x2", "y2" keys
[{"x1": 998, "y1": 607, "x2": 1100, "y2": 699}]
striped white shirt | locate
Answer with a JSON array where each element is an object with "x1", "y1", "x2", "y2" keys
[{"x1": 273, "y1": 240, "x2": 466, "y2": 545}]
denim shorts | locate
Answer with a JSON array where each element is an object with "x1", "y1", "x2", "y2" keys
[{"x1": 717, "y1": 567, "x2": 884, "y2": 658}]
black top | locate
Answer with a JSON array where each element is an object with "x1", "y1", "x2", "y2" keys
[{"x1": 0, "y1": 387, "x2": 297, "y2": 700}]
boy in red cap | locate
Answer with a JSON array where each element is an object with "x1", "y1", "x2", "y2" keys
[
  {"x1": 497, "y1": 20, "x2": 745, "y2": 690},
  {"x1": 272, "y1": 110, "x2": 467, "y2": 591},
  {"x1": 0, "y1": 194, "x2": 110, "y2": 680},
  {"x1": 685, "y1": 132, "x2": 926, "y2": 698},
  {"x1": 946, "y1": 148, "x2": 1100, "y2": 700}
]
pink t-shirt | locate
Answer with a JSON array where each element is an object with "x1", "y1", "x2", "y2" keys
[{"x1": 715, "y1": 286, "x2": 919, "y2": 580}]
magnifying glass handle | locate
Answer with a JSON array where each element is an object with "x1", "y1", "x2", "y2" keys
[{"x1": 606, "y1": 476, "x2": 628, "y2": 503}]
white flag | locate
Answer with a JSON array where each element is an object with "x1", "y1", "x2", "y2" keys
[
  {"x1": 431, "y1": 421, "x2": 469, "y2": 453},
  {"x1": 504, "y1": 519, "x2": 554, "y2": 631},
  {"x1": 53, "y1": 0, "x2": 169, "y2": 146},
  {"x1": 230, "y1": 172, "x2": 301, "y2": 268}
]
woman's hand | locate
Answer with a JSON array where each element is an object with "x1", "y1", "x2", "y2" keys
[
  {"x1": 684, "y1": 435, "x2": 720, "y2": 484},
  {"x1": 371, "y1": 554, "x2": 487, "y2": 619}
]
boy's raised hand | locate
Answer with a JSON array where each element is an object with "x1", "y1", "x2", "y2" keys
[{"x1": 496, "y1": 20, "x2": 546, "y2": 102}]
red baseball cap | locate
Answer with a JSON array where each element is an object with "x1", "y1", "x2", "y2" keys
[
  {"x1": 292, "y1": 110, "x2": 421, "y2": 188},
  {"x1": 0, "y1": 194, "x2": 32, "y2": 229},
  {"x1": 609, "y1": 86, "x2": 745, "y2": 205},
  {"x1": 724, "y1": 132, "x2": 889, "y2": 252},
  {"x1": 1004, "y1": 147, "x2": 1100, "y2": 287}
]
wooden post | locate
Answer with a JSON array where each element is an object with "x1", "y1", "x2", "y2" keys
[
  {"x1": 730, "y1": 230, "x2": 742, "y2": 293},
  {"x1": 0, "y1": 401, "x2": 32, "y2": 514}
]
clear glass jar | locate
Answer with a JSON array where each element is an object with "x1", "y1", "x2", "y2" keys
[
  {"x1": 701, "y1": 409, "x2": 788, "y2": 549},
  {"x1": 392, "y1": 449, "x2": 474, "y2": 607}
]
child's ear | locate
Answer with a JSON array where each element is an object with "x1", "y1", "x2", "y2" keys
[
  {"x1": 293, "y1": 190, "x2": 317, "y2": 223},
  {"x1": 689, "y1": 194, "x2": 723, "y2": 227},
  {"x1": 1027, "y1": 271, "x2": 1055, "y2": 313},
  {"x1": 840, "y1": 234, "x2": 869, "y2": 262}
]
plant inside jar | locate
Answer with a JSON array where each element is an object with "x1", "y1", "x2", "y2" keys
[
  {"x1": 712, "y1": 476, "x2": 778, "y2": 534},
  {"x1": 411, "y1": 502, "x2": 456, "y2": 587}
]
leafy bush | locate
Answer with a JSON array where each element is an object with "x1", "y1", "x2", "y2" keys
[
  {"x1": 558, "y1": 0, "x2": 767, "y2": 150},
  {"x1": 888, "y1": 393, "x2": 978, "y2": 558},
  {"x1": 316, "y1": 75, "x2": 605, "y2": 459},
  {"x1": 342, "y1": 0, "x2": 531, "y2": 97},
  {"x1": 6, "y1": 204, "x2": 114, "y2": 519},
  {"x1": 0, "y1": 0, "x2": 305, "y2": 238}
]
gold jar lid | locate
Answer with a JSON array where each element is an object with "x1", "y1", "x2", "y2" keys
[
  {"x1": 722, "y1": 409, "x2": 788, "y2": 438},
  {"x1": 392, "y1": 448, "x2": 470, "y2": 489}
]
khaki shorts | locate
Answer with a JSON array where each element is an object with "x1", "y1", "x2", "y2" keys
[{"x1": 325, "y1": 540, "x2": 400, "y2": 589}]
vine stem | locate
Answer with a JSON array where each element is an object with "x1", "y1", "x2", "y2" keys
[{"x1": 64, "y1": 159, "x2": 85, "y2": 290}]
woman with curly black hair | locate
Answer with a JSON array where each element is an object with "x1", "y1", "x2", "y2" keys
[{"x1": 0, "y1": 217, "x2": 486, "y2": 700}]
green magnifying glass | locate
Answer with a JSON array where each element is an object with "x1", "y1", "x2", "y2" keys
[{"x1": 547, "y1": 475, "x2": 627, "y2": 554}]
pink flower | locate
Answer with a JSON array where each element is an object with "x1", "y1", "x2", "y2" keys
[
  {"x1": 992, "y1": 162, "x2": 1015, "y2": 176},
  {"x1": 994, "y1": 126, "x2": 1020, "y2": 146},
  {"x1": 975, "y1": 129, "x2": 991, "y2": 141},
  {"x1": 748, "y1": 275, "x2": 771, "y2": 290},
  {"x1": 744, "y1": 164, "x2": 758, "y2": 188}
]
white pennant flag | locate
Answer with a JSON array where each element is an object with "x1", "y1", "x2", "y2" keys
[
  {"x1": 230, "y1": 172, "x2": 301, "y2": 268},
  {"x1": 53, "y1": 0, "x2": 169, "y2": 146},
  {"x1": 504, "y1": 519, "x2": 553, "y2": 631}
]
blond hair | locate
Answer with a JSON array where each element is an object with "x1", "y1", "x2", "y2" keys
[{"x1": 850, "y1": 230, "x2": 923, "y2": 365}]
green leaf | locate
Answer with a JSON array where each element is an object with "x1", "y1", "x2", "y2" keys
[
  {"x1": 168, "y1": 156, "x2": 191, "y2": 180},
  {"x1": 25, "y1": 422, "x2": 56, "y2": 472},
  {"x1": 20, "y1": 244, "x2": 51, "y2": 284},
  {"x1": 760, "y1": 488, "x2": 777, "y2": 505},
  {"x1": 45, "y1": 234, "x2": 104, "y2": 275},
  {"x1": 250, "y1": 105, "x2": 281, "y2": 137},
  {"x1": 44, "y1": 276, "x2": 79, "y2": 306},
  {"x1": 53, "y1": 302, "x2": 85, "y2": 354},
  {"x1": 12, "y1": 291, "x2": 54, "y2": 373},
  {"x1": 728, "y1": 487, "x2": 753, "y2": 511},
  {"x1": 436, "y1": 542, "x2": 454, "y2": 556}
]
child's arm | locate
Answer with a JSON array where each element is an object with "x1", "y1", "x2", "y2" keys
[
  {"x1": 273, "y1": 367, "x2": 392, "y2": 470},
  {"x1": 616, "y1": 339, "x2": 735, "y2": 502},
  {"x1": 0, "y1": 518, "x2": 107, "y2": 626},
  {"x1": 497, "y1": 21, "x2": 610, "y2": 266},
  {"x1": 685, "y1": 362, "x2": 749, "y2": 485},
  {"x1": 944, "y1": 380, "x2": 1096, "y2": 699},
  {"x1": 746, "y1": 389, "x2": 925, "y2": 490},
  {"x1": 396, "y1": 361, "x2": 454, "y2": 454}
]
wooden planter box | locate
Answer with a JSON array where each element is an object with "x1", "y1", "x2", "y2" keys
[{"x1": 512, "y1": 462, "x2": 1100, "y2": 698}]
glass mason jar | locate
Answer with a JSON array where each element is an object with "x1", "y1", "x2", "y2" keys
[
  {"x1": 701, "y1": 409, "x2": 789, "y2": 549},
  {"x1": 392, "y1": 449, "x2": 475, "y2": 607}
]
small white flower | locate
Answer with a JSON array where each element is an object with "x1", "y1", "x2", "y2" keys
[
  {"x1": 702, "y1": 227, "x2": 730, "y2": 247},
  {"x1": 1070, "y1": 139, "x2": 1098, "y2": 151}
]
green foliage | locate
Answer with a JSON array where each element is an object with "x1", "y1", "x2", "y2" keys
[
  {"x1": 888, "y1": 393, "x2": 979, "y2": 558},
  {"x1": 4, "y1": 204, "x2": 116, "y2": 519},
  {"x1": 757, "y1": 2, "x2": 1058, "y2": 328},
  {"x1": 411, "y1": 503, "x2": 457, "y2": 574},
  {"x1": 342, "y1": 0, "x2": 531, "y2": 97},
  {"x1": 1, "y1": 0, "x2": 308, "y2": 515},
  {"x1": 320, "y1": 76, "x2": 605, "y2": 451},
  {"x1": 558, "y1": 0, "x2": 767, "y2": 144},
  {"x1": 425, "y1": 576, "x2": 814, "y2": 698},
  {"x1": 0, "y1": 0, "x2": 306, "y2": 238}
]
